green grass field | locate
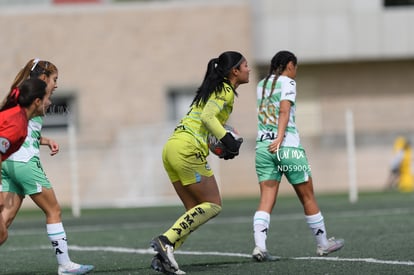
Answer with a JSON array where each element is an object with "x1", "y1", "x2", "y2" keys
[{"x1": 2, "y1": 191, "x2": 414, "y2": 274}]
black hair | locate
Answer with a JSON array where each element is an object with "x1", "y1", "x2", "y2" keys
[
  {"x1": 0, "y1": 78, "x2": 47, "y2": 112},
  {"x1": 269, "y1": 50, "x2": 297, "y2": 76},
  {"x1": 259, "y1": 50, "x2": 297, "y2": 108},
  {"x1": 191, "y1": 51, "x2": 244, "y2": 107}
]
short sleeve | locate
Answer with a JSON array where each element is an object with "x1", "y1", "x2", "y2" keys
[{"x1": 280, "y1": 78, "x2": 296, "y2": 105}]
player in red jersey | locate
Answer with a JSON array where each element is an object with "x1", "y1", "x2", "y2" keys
[{"x1": 0, "y1": 78, "x2": 49, "y2": 245}]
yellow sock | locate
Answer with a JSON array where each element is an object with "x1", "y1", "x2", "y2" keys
[
  {"x1": 173, "y1": 235, "x2": 188, "y2": 250},
  {"x1": 163, "y1": 202, "x2": 221, "y2": 249}
]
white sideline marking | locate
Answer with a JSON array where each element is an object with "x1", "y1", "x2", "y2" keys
[
  {"x1": 9, "y1": 207, "x2": 414, "y2": 237},
  {"x1": 9, "y1": 245, "x2": 408, "y2": 266},
  {"x1": 64, "y1": 245, "x2": 252, "y2": 258},
  {"x1": 293, "y1": 256, "x2": 414, "y2": 266}
]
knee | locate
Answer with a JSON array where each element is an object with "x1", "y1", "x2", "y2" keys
[{"x1": 207, "y1": 202, "x2": 222, "y2": 217}]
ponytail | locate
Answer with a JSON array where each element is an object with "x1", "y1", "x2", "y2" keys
[
  {"x1": 0, "y1": 88, "x2": 21, "y2": 111},
  {"x1": 269, "y1": 51, "x2": 297, "y2": 76},
  {"x1": 0, "y1": 78, "x2": 47, "y2": 112},
  {"x1": 10, "y1": 58, "x2": 57, "y2": 92},
  {"x1": 259, "y1": 50, "x2": 297, "y2": 108},
  {"x1": 192, "y1": 51, "x2": 244, "y2": 107},
  {"x1": 1, "y1": 58, "x2": 57, "y2": 111}
]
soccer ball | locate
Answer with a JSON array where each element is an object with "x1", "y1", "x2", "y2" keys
[{"x1": 208, "y1": 124, "x2": 242, "y2": 156}]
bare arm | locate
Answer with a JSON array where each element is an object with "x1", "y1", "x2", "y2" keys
[
  {"x1": 40, "y1": 136, "x2": 59, "y2": 156},
  {"x1": 269, "y1": 100, "x2": 291, "y2": 153}
]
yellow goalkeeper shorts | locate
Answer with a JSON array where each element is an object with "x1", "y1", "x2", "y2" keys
[{"x1": 162, "y1": 132, "x2": 213, "y2": 186}]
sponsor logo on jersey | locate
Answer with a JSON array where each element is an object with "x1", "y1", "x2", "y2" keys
[{"x1": 0, "y1": 137, "x2": 10, "y2": 153}]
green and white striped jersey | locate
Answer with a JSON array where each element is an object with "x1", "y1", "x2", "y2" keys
[
  {"x1": 256, "y1": 75, "x2": 302, "y2": 149},
  {"x1": 8, "y1": 116, "x2": 42, "y2": 162}
]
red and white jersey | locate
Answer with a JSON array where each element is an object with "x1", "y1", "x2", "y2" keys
[{"x1": 0, "y1": 105, "x2": 28, "y2": 161}]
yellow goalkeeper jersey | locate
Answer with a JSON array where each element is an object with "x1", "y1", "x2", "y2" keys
[{"x1": 172, "y1": 82, "x2": 235, "y2": 156}]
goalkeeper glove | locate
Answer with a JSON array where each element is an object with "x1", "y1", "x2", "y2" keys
[{"x1": 220, "y1": 132, "x2": 243, "y2": 160}]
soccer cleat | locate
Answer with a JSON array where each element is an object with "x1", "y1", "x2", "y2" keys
[
  {"x1": 57, "y1": 261, "x2": 94, "y2": 275},
  {"x1": 252, "y1": 246, "x2": 280, "y2": 262},
  {"x1": 150, "y1": 236, "x2": 179, "y2": 271},
  {"x1": 316, "y1": 237, "x2": 345, "y2": 256},
  {"x1": 151, "y1": 253, "x2": 186, "y2": 275}
]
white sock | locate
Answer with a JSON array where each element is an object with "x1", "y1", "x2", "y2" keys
[
  {"x1": 47, "y1": 223, "x2": 71, "y2": 265},
  {"x1": 253, "y1": 211, "x2": 270, "y2": 251},
  {"x1": 305, "y1": 212, "x2": 328, "y2": 247}
]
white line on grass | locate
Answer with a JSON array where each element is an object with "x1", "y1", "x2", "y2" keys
[
  {"x1": 7, "y1": 245, "x2": 413, "y2": 267},
  {"x1": 72, "y1": 245, "x2": 414, "y2": 266},
  {"x1": 9, "y1": 207, "x2": 414, "y2": 237},
  {"x1": 293, "y1": 256, "x2": 414, "y2": 266}
]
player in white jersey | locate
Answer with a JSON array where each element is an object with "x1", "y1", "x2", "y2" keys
[
  {"x1": 1, "y1": 59, "x2": 94, "y2": 275},
  {"x1": 252, "y1": 51, "x2": 344, "y2": 261}
]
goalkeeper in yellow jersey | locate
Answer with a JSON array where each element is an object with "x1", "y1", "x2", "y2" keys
[{"x1": 150, "y1": 51, "x2": 250, "y2": 274}]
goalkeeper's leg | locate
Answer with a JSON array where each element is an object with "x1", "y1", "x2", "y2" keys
[
  {"x1": 162, "y1": 174, "x2": 222, "y2": 247},
  {"x1": 173, "y1": 234, "x2": 188, "y2": 250},
  {"x1": 150, "y1": 175, "x2": 222, "y2": 273},
  {"x1": 163, "y1": 202, "x2": 222, "y2": 247},
  {"x1": 150, "y1": 202, "x2": 221, "y2": 272}
]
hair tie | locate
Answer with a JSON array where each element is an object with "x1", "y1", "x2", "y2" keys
[
  {"x1": 31, "y1": 58, "x2": 40, "y2": 71},
  {"x1": 11, "y1": 88, "x2": 20, "y2": 101},
  {"x1": 211, "y1": 58, "x2": 217, "y2": 69}
]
